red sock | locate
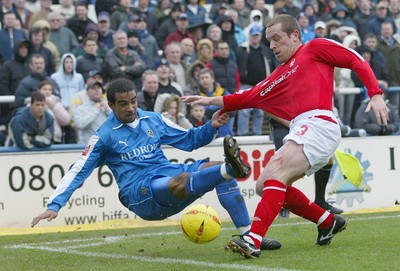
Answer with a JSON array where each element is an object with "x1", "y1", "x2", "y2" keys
[
  {"x1": 284, "y1": 186, "x2": 333, "y2": 229},
  {"x1": 248, "y1": 180, "x2": 286, "y2": 248}
]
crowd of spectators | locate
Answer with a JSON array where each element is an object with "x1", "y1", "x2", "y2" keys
[{"x1": 0, "y1": 0, "x2": 399, "y2": 148}]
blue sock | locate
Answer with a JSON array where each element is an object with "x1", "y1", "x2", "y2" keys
[
  {"x1": 186, "y1": 164, "x2": 231, "y2": 196},
  {"x1": 216, "y1": 179, "x2": 251, "y2": 233}
]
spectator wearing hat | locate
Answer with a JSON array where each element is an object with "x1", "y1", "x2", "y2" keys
[
  {"x1": 76, "y1": 38, "x2": 104, "y2": 82},
  {"x1": 118, "y1": 14, "x2": 141, "y2": 33},
  {"x1": 69, "y1": 69, "x2": 104, "y2": 117},
  {"x1": 154, "y1": 58, "x2": 183, "y2": 97},
  {"x1": 163, "y1": 13, "x2": 195, "y2": 51},
  {"x1": 216, "y1": 14, "x2": 240, "y2": 60},
  {"x1": 131, "y1": 0, "x2": 159, "y2": 36},
  {"x1": 103, "y1": 30, "x2": 146, "y2": 84},
  {"x1": 73, "y1": 81, "x2": 111, "y2": 144},
  {"x1": 313, "y1": 21, "x2": 327, "y2": 38},
  {"x1": 48, "y1": 12, "x2": 78, "y2": 57},
  {"x1": 155, "y1": 3, "x2": 182, "y2": 48},
  {"x1": 72, "y1": 22, "x2": 108, "y2": 59},
  {"x1": 236, "y1": 23, "x2": 277, "y2": 136},
  {"x1": 366, "y1": 1, "x2": 397, "y2": 37},
  {"x1": 110, "y1": 0, "x2": 133, "y2": 31},
  {"x1": 352, "y1": 0, "x2": 374, "y2": 40},
  {"x1": 298, "y1": 12, "x2": 315, "y2": 44},
  {"x1": 243, "y1": 9, "x2": 264, "y2": 38},
  {"x1": 135, "y1": 14, "x2": 160, "y2": 69},
  {"x1": 97, "y1": 11, "x2": 114, "y2": 49},
  {"x1": 66, "y1": 2, "x2": 95, "y2": 43},
  {"x1": 127, "y1": 29, "x2": 147, "y2": 64}
]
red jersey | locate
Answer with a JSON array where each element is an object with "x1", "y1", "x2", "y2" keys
[{"x1": 221, "y1": 38, "x2": 383, "y2": 121}]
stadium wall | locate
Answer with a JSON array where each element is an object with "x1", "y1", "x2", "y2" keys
[{"x1": 0, "y1": 135, "x2": 399, "y2": 228}]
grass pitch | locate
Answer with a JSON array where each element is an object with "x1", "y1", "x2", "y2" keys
[{"x1": 1, "y1": 211, "x2": 399, "y2": 271}]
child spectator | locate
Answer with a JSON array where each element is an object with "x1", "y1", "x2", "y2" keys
[
  {"x1": 37, "y1": 80, "x2": 72, "y2": 144},
  {"x1": 187, "y1": 104, "x2": 209, "y2": 127},
  {"x1": 161, "y1": 94, "x2": 193, "y2": 129}
]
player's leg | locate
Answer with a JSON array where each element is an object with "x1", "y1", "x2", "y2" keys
[
  {"x1": 227, "y1": 115, "x2": 346, "y2": 258},
  {"x1": 215, "y1": 178, "x2": 282, "y2": 250}
]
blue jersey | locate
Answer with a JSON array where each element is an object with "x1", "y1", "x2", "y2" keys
[{"x1": 47, "y1": 108, "x2": 218, "y2": 213}]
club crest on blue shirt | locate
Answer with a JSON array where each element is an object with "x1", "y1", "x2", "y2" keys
[{"x1": 147, "y1": 130, "x2": 154, "y2": 137}]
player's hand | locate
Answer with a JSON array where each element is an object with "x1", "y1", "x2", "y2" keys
[
  {"x1": 211, "y1": 110, "x2": 229, "y2": 128},
  {"x1": 181, "y1": 96, "x2": 211, "y2": 106},
  {"x1": 31, "y1": 209, "x2": 58, "y2": 228},
  {"x1": 365, "y1": 94, "x2": 389, "y2": 125}
]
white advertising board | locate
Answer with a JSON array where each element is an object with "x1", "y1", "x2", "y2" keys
[{"x1": 0, "y1": 136, "x2": 399, "y2": 228}]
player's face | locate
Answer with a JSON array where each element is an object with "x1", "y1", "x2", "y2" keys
[
  {"x1": 109, "y1": 91, "x2": 138, "y2": 123},
  {"x1": 266, "y1": 23, "x2": 298, "y2": 63}
]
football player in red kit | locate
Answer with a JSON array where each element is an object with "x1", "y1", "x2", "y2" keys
[{"x1": 182, "y1": 14, "x2": 388, "y2": 258}]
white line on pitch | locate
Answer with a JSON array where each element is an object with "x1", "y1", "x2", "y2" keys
[{"x1": 7, "y1": 244, "x2": 300, "y2": 271}]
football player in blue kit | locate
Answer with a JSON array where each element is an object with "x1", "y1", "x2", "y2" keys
[{"x1": 31, "y1": 78, "x2": 281, "y2": 250}]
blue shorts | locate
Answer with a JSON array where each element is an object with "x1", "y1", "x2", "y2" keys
[{"x1": 118, "y1": 159, "x2": 208, "y2": 221}]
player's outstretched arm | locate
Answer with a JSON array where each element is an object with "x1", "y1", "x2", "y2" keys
[
  {"x1": 31, "y1": 209, "x2": 58, "y2": 228},
  {"x1": 181, "y1": 96, "x2": 224, "y2": 107},
  {"x1": 365, "y1": 94, "x2": 389, "y2": 125}
]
